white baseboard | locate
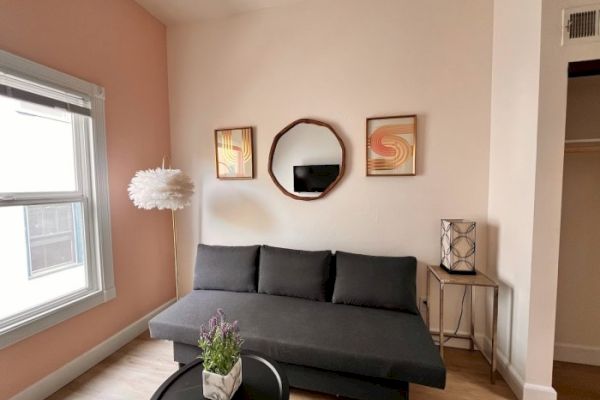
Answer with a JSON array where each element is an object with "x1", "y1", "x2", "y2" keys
[
  {"x1": 523, "y1": 383, "x2": 557, "y2": 400},
  {"x1": 476, "y1": 333, "x2": 525, "y2": 398},
  {"x1": 476, "y1": 334, "x2": 557, "y2": 400},
  {"x1": 10, "y1": 299, "x2": 175, "y2": 400},
  {"x1": 554, "y1": 342, "x2": 600, "y2": 366},
  {"x1": 496, "y1": 347, "x2": 525, "y2": 398}
]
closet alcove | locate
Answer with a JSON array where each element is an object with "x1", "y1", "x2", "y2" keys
[{"x1": 554, "y1": 60, "x2": 600, "y2": 388}]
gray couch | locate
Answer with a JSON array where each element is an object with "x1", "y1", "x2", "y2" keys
[{"x1": 149, "y1": 244, "x2": 446, "y2": 400}]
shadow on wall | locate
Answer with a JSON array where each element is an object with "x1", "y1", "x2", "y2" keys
[
  {"x1": 415, "y1": 113, "x2": 427, "y2": 175},
  {"x1": 206, "y1": 189, "x2": 274, "y2": 232},
  {"x1": 487, "y1": 223, "x2": 514, "y2": 365}
]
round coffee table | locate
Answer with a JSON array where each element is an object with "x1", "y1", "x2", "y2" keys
[{"x1": 151, "y1": 351, "x2": 290, "y2": 400}]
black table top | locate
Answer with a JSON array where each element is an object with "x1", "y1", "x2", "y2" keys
[{"x1": 151, "y1": 351, "x2": 290, "y2": 400}]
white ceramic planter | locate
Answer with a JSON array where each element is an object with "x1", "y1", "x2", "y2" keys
[{"x1": 202, "y1": 358, "x2": 242, "y2": 400}]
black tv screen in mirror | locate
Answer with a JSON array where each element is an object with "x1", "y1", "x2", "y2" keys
[{"x1": 294, "y1": 165, "x2": 340, "y2": 193}]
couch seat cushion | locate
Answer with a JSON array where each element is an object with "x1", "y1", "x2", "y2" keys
[{"x1": 149, "y1": 290, "x2": 445, "y2": 388}]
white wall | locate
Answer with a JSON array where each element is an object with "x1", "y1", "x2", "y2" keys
[
  {"x1": 168, "y1": 0, "x2": 493, "y2": 345},
  {"x1": 487, "y1": 1, "x2": 543, "y2": 396},
  {"x1": 530, "y1": 0, "x2": 600, "y2": 396},
  {"x1": 488, "y1": 1, "x2": 600, "y2": 399}
]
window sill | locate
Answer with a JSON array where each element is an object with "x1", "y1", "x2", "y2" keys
[
  {"x1": 28, "y1": 262, "x2": 84, "y2": 280},
  {"x1": 0, "y1": 286, "x2": 116, "y2": 350}
]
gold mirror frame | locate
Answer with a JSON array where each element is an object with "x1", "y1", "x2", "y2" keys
[{"x1": 268, "y1": 118, "x2": 346, "y2": 201}]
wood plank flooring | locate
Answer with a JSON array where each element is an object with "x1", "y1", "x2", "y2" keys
[
  {"x1": 553, "y1": 361, "x2": 600, "y2": 400},
  {"x1": 44, "y1": 332, "x2": 597, "y2": 400},
  {"x1": 46, "y1": 333, "x2": 514, "y2": 400}
]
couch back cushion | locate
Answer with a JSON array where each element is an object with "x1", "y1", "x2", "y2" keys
[
  {"x1": 193, "y1": 244, "x2": 259, "y2": 292},
  {"x1": 332, "y1": 251, "x2": 418, "y2": 314},
  {"x1": 258, "y1": 245, "x2": 331, "y2": 301}
]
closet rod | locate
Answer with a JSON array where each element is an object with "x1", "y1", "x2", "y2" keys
[
  {"x1": 565, "y1": 138, "x2": 600, "y2": 144},
  {"x1": 565, "y1": 139, "x2": 600, "y2": 153}
]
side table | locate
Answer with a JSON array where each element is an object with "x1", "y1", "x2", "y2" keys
[{"x1": 426, "y1": 264, "x2": 499, "y2": 383}]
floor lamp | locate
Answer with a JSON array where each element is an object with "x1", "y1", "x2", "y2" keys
[{"x1": 128, "y1": 163, "x2": 194, "y2": 300}]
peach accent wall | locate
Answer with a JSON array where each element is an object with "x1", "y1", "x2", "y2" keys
[{"x1": 0, "y1": 1, "x2": 173, "y2": 398}]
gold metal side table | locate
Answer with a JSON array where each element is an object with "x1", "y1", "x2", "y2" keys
[{"x1": 426, "y1": 264, "x2": 499, "y2": 383}]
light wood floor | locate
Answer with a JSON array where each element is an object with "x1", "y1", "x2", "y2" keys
[{"x1": 45, "y1": 332, "x2": 597, "y2": 400}]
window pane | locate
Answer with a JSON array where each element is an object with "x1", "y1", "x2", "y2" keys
[
  {"x1": 26, "y1": 203, "x2": 81, "y2": 273},
  {"x1": 44, "y1": 239, "x2": 73, "y2": 267},
  {"x1": 0, "y1": 203, "x2": 87, "y2": 322},
  {"x1": 0, "y1": 96, "x2": 78, "y2": 193}
]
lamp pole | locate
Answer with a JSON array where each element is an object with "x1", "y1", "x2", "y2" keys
[{"x1": 171, "y1": 209, "x2": 180, "y2": 300}]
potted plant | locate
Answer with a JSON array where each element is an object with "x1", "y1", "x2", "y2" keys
[{"x1": 198, "y1": 309, "x2": 243, "y2": 400}]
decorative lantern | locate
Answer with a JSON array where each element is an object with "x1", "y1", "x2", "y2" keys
[{"x1": 440, "y1": 219, "x2": 476, "y2": 274}]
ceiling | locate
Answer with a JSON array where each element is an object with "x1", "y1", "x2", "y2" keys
[{"x1": 135, "y1": 0, "x2": 303, "y2": 26}]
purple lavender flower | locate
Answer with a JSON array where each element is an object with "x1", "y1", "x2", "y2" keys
[
  {"x1": 208, "y1": 316, "x2": 217, "y2": 330},
  {"x1": 198, "y1": 309, "x2": 244, "y2": 375},
  {"x1": 221, "y1": 324, "x2": 230, "y2": 338}
]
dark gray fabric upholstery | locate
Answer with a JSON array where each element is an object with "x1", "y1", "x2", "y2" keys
[
  {"x1": 149, "y1": 290, "x2": 445, "y2": 388},
  {"x1": 173, "y1": 343, "x2": 409, "y2": 400},
  {"x1": 258, "y1": 245, "x2": 331, "y2": 301},
  {"x1": 281, "y1": 361, "x2": 409, "y2": 400},
  {"x1": 332, "y1": 252, "x2": 418, "y2": 314},
  {"x1": 193, "y1": 244, "x2": 259, "y2": 292}
]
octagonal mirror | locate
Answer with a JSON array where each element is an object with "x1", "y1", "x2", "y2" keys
[{"x1": 269, "y1": 118, "x2": 345, "y2": 201}]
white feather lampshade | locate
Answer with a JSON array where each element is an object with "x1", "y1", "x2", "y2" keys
[
  {"x1": 128, "y1": 167, "x2": 194, "y2": 210},
  {"x1": 128, "y1": 166, "x2": 194, "y2": 300}
]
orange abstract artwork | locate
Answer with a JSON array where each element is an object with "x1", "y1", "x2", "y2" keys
[
  {"x1": 215, "y1": 127, "x2": 254, "y2": 179},
  {"x1": 366, "y1": 115, "x2": 416, "y2": 176}
]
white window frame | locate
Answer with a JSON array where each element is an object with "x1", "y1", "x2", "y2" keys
[{"x1": 0, "y1": 49, "x2": 115, "y2": 350}]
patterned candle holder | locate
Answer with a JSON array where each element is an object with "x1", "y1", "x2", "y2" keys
[{"x1": 440, "y1": 219, "x2": 476, "y2": 274}]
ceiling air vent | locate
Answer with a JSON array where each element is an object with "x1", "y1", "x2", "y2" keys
[{"x1": 563, "y1": 5, "x2": 600, "y2": 45}]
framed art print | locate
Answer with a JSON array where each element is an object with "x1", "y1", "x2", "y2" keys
[
  {"x1": 366, "y1": 115, "x2": 416, "y2": 176},
  {"x1": 215, "y1": 127, "x2": 254, "y2": 179}
]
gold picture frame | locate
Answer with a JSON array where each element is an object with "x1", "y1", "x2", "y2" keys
[
  {"x1": 214, "y1": 127, "x2": 254, "y2": 179},
  {"x1": 366, "y1": 115, "x2": 416, "y2": 176}
]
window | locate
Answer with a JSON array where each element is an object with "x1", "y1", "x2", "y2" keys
[
  {"x1": 0, "y1": 50, "x2": 114, "y2": 349},
  {"x1": 26, "y1": 203, "x2": 84, "y2": 278}
]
